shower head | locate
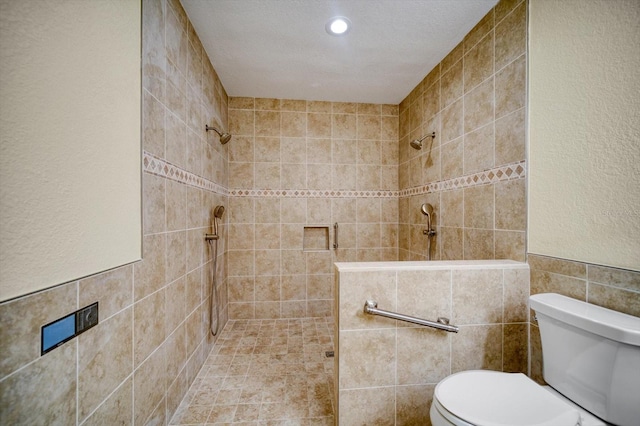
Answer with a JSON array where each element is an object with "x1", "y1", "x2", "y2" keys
[
  {"x1": 410, "y1": 131, "x2": 436, "y2": 150},
  {"x1": 213, "y1": 205, "x2": 225, "y2": 219},
  {"x1": 410, "y1": 139, "x2": 423, "y2": 150},
  {"x1": 219, "y1": 132, "x2": 232, "y2": 144},
  {"x1": 205, "y1": 125, "x2": 232, "y2": 144}
]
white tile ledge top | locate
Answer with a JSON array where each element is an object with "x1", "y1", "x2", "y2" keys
[{"x1": 334, "y1": 260, "x2": 528, "y2": 272}]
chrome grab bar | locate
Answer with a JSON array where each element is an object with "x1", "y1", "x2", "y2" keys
[{"x1": 363, "y1": 300, "x2": 459, "y2": 333}]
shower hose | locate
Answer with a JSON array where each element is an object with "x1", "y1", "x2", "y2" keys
[{"x1": 207, "y1": 237, "x2": 220, "y2": 336}]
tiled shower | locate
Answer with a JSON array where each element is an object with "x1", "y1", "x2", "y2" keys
[
  {"x1": 222, "y1": 0, "x2": 528, "y2": 320},
  {"x1": 226, "y1": 99, "x2": 401, "y2": 321},
  {"x1": 2, "y1": 0, "x2": 639, "y2": 425},
  {"x1": 399, "y1": 0, "x2": 527, "y2": 262}
]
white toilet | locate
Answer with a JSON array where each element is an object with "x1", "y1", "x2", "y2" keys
[{"x1": 430, "y1": 293, "x2": 640, "y2": 426}]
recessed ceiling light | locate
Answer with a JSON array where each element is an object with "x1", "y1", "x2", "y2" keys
[{"x1": 326, "y1": 16, "x2": 351, "y2": 36}]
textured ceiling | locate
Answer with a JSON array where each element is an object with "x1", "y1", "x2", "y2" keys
[{"x1": 181, "y1": 0, "x2": 498, "y2": 104}]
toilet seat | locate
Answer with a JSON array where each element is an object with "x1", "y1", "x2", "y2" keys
[{"x1": 433, "y1": 370, "x2": 582, "y2": 426}]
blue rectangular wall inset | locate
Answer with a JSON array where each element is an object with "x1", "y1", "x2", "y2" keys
[{"x1": 42, "y1": 313, "x2": 75, "y2": 354}]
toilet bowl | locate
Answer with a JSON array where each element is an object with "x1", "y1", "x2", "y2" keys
[
  {"x1": 429, "y1": 293, "x2": 640, "y2": 426},
  {"x1": 429, "y1": 370, "x2": 606, "y2": 426}
]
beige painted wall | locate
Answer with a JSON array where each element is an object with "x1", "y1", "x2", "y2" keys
[
  {"x1": 528, "y1": 0, "x2": 640, "y2": 271},
  {"x1": 0, "y1": 0, "x2": 142, "y2": 301},
  {"x1": 0, "y1": 1, "x2": 229, "y2": 423}
]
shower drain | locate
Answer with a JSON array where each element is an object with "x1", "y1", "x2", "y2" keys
[{"x1": 325, "y1": 351, "x2": 334, "y2": 358}]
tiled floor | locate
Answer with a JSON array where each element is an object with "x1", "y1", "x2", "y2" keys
[{"x1": 170, "y1": 317, "x2": 335, "y2": 425}]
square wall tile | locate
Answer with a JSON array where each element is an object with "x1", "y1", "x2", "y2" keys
[
  {"x1": 397, "y1": 269, "x2": 451, "y2": 321},
  {"x1": 0, "y1": 343, "x2": 77, "y2": 425},
  {"x1": 451, "y1": 324, "x2": 502, "y2": 373},
  {"x1": 339, "y1": 387, "x2": 395, "y2": 426},
  {"x1": 78, "y1": 308, "x2": 133, "y2": 422},
  {"x1": 339, "y1": 329, "x2": 396, "y2": 389},
  {"x1": 452, "y1": 269, "x2": 503, "y2": 324},
  {"x1": 396, "y1": 384, "x2": 434, "y2": 426},
  {"x1": 338, "y1": 270, "x2": 397, "y2": 330},
  {"x1": 397, "y1": 327, "x2": 450, "y2": 384},
  {"x1": 0, "y1": 282, "x2": 77, "y2": 378}
]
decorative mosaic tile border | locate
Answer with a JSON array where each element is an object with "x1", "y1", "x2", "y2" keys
[
  {"x1": 143, "y1": 151, "x2": 229, "y2": 196},
  {"x1": 229, "y1": 189, "x2": 398, "y2": 198},
  {"x1": 399, "y1": 160, "x2": 526, "y2": 197},
  {"x1": 143, "y1": 150, "x2": 525, "y2": 199},
  {"x1": 230, "y1": 161, "x2": 526, "y2": 198}
]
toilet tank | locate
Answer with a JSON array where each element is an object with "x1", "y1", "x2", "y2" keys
[{"x1": 530, "y1": 293, "x2": 640, "y2": 426}]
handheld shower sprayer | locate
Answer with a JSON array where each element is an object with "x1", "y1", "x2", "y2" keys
[
  {"x1": 421, "y1": 203, "x2": 434, "y2": 233},
  {"x1": 206, "y1": 205, "x2": 225, "y2": 336},
  {"x1": 213, "y1": 205, "x2": 224, "y2": 238},
  {"x1": 206, "y1": 205, "x2": 225, "y2": 240},
  {"x1": 421, "y1": 203, "x2": 436, "y2": 260}
]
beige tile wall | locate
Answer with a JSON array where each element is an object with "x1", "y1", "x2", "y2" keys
[
  {"x1": 528, "y1": 254, "x2": 640, "y2": 383},
  {"x1": 0, "y1": 0, "x2": 229, "y2": 424},
  {"x1": 398, "y1": 0, "x2": 527, "y2": 263},
  {"x1": 224, "y1": 0, "x2": 530, "y2": 320},
  {"x1": 335, "y1": 260, "x2": 530, "y2": 425},
  {"x1": 226, "y1": 99, "x2": 400, "y2": 319}
]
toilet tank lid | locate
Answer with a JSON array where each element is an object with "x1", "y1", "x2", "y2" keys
[{"x1": 530, "y1": 293, "x2": 640, "y2": 346}]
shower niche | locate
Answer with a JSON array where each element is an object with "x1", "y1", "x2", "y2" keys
[{"x1": 303, "y1": 226, "x2": 330, "y2": 251}]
